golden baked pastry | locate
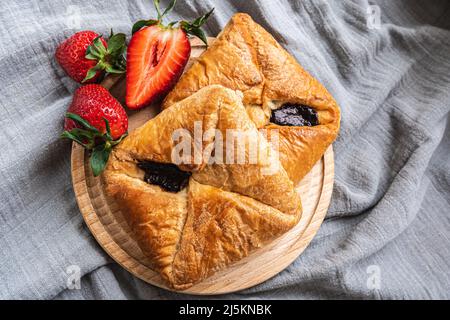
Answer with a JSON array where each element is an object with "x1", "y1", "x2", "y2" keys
[
  {"x1": 163, "y1": 13, "x2": 340, "y2": 185},
  {"x1": 103, "y1": 85, "x2": 302, "y2": 289}
]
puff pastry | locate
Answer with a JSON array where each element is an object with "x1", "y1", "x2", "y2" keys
[
  {"x1": 104, "y1": 13, "x2": 340, "y2": 289},
  {"x1": 163, "y1": 13, "x2": 340, "y2": 185},
  {"x1": 104, "y1": 85, "x2": 302, "y2": 289}
]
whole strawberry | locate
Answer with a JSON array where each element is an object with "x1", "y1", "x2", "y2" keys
[
  {"x1": 126, "y1": 0, "x2": 214, "y2": 109},
  {"x1": 61, "y1": 84, "x2": 128, "y2": 176},
  {"x1": 56, "y1": 30, "x2": 127, "y2": 83}
]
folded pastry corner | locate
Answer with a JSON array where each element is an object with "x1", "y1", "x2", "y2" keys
[
  {"x1": 163, "y1": 13, "x2": 340, "y2": 185},
  {"x1": 103, "y1": 85, "x2": 302, "y2": 289}
]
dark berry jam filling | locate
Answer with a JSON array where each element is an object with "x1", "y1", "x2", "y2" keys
[
  {"x1": 137, "y1": 161, "x2": 191, "y2": 192},
  {"x1": 270, "y1": 103, "x2": 319, "y2": 127}
]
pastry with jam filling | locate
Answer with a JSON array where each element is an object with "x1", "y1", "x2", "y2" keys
[
  {"x1": 103, "y1": 85, "x2": 302, "y2": 289},
  {"x1": 103, "y1": 12, "x2": 340, "y2": 291},
  {"x1": 163, "y1": 13, "x2": 340, "y2": 184},
  {"x1": 270, "y1": 103, "x2": 319, "y2": 127}
]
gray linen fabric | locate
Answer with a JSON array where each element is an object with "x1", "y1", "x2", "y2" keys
[{"x1": 0, "y1": 0, "x2": 449, "y2": 300}]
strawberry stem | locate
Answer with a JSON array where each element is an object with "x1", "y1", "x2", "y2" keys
[
  {"x1": 132, "y1": 0, "x2": 214, "y2": 46},
  {"x1": 154, "y1": 0, "x2": 163, "y2": 20},
  {"x1": 153, "y1": 0, "x2": 177, "y2": 21},
  {"x1": 161, "y1": 0, "x2": 177, "y2": 19}
]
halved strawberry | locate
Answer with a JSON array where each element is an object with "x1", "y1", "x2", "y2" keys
[
  {"x1": 126, "y1": 27, "x2": 190, "y2": 109},
  {"x1": 126, "y1": 0, "x2": 214, "y2": 109}
]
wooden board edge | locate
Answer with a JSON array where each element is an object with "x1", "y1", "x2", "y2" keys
[{"x1": 70, "y1": 143, "x2": 334, "y2": 295}]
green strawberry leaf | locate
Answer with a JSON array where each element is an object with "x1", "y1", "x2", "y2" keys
[
  {"x1": 85, "y1": 42, "x2": 99, "y2": 58},
  {"x1": 61, "y1": 126, "x2": 99, "y2": 149},
  {"x1": 65, "y1": 112, "x2": 101, "y2": 134},
  {"x1": 180, "y1": 8, "x2": 214, "y2": 46},
  {"x1": 110, "y1": 131, "x2": 128, "y2": 146},
  {"x1": 90, "y1": 143, "x2": 112, "y2": 176},
  {"x1": 62, "y1": 113, "x2": 127, "y2": 176},
  {"x1": 107, "y1": 32, "x2": 126, "y2": 55},
  {"x1": 82, "y1": 64, "x2": 102, "y2": 83},
  {"x1": 153, "y1": 0, "x2": 162, "y2": 20},
  {"x1": 132, "y1": 19, "x2": 159, "y2": 34},
  {"x1": 84, "y1": 32, "x2": 127, "y2": 82},
  {"x1": 85, "y1": 52, "x2": 99, "y2": 60},
  {"x1": 191, "y1": 8, "x2": 214, "y2": 28},
  {"x1": 183, "y1": 25, "x2": 208, "y2": 46},
  {"x1": 92, "y1": 36, "x2": 107, "y2": 54},
  {"x1": 61, "y1": 130, "x2": 90, "y2": 148},
  {"x1": 85, "y1": 36, "x2": 107, "y2": 61},
  {"x1": 69, "y1": 128, "x2": 94, "y2": 140},
  {"x1": 105, "y1": 65, "x2": 126, "y2": 74},
  {"x1": 161, "y1": 0, "x2": 177, "y2": 18},
  {"x1": 134, "y1": 0, "x2": 213, "y2": 47},
  {"x1": 103, "y1": 117, "x2": 112, "y2": 140}
]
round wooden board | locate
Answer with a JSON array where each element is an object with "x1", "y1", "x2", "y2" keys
[{"x1": 70, "y1": 37, "x2": 335, "y2": 295}]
